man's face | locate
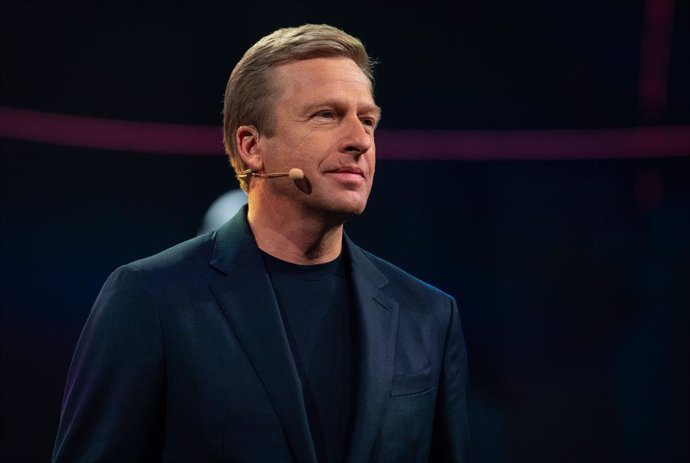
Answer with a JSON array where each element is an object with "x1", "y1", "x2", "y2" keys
[{"x1": 258, "y1": 57, "x2": 380, "y2": 219}]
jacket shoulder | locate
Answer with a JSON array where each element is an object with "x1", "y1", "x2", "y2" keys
[
  {"x1": 357, "y1": 248, "x2": 455, "y2": 303},
  {"x1": 140, "y1": 231, "x2": 214, "y2": 268},
  {"x1": 115, "y1": 231, "x2": 217, "y2": 284}
]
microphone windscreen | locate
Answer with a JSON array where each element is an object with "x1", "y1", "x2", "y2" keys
[{"x1": 288, "y1": 168, "x2": 305, "y2": 180}]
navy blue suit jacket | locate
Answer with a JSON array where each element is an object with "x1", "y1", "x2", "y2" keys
[{"x1": 53, "y1": 209, "x2": 470, "y2": 462}]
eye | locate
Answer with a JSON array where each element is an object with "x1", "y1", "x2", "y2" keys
[
  {"x1": 314, "y1": 110, "x2": 336, "y2": 119},
  {"x1": 361, "y1": 118, "x2": 377, "y2": 129}
]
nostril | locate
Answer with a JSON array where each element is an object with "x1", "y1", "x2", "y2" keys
[{"x1": 344, "y1": 145, "x2": 371, "y2": 159}]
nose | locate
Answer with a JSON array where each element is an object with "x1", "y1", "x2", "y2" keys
[{"x1": 339, "y1": 114, "x2": 373, "y2": 157}]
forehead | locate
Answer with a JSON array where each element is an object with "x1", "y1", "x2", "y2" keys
[{"x1": 271, "y1": 57, "x2": 375, "y2": 105}]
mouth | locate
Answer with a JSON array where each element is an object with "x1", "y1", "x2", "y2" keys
[{"x1": 326, "y1": 167, "x2": 365, "y2": 178}]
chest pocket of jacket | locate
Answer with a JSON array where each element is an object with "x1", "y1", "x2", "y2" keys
[
  {"x1": 390, "y1": 367, "x2": 433, "y2": 397},
  {"x1": 375, "y1": 367, "x2": 436, "y2": 462}
]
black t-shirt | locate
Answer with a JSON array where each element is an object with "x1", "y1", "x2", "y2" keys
[{"x1": 262, "y1": 251, "x2": 354, "y2": 463}]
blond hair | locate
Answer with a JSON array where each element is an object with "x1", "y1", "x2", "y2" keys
[{"x1": 222, "y1": 24, "x2": 375, "y2": 191}]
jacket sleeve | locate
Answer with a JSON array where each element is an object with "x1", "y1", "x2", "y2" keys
[
  {"x1": 52, "y1": 264, "x2": 165, "y2": 462},
  {"x1": 429, "y1": 296, "x2": 471, "y2": 462}
]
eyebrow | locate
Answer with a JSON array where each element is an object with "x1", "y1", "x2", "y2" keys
[
  {"x1": 366, "y1": 104, "x2": 383, "y2": 121},
  {"x1": 302, "y1": 99, "x2": 382, "y2": 120}
]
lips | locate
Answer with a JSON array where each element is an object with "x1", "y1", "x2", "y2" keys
[{"x1": 327, "y1": 167, "x2": 365, "y2": 177}]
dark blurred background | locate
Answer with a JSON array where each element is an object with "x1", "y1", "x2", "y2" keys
[{"x1": 1, "y1": 1, "x2": 688, "y2": 462}]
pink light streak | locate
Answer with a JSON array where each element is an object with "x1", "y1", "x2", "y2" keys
[
  {"x1": 1, "y1": 106, "x2": 688, "y2": 160},
  {"x1": 0, "y1": 106, "x2": 222, "y2": 155}
]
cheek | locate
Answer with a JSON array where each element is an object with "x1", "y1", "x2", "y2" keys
[{"x1": 280, "y1": 142, "x2": 311, "y2": 169}]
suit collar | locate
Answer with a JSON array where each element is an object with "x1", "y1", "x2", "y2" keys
[
  {"x1": 209, "y1": 205, "x2": 254, "y2": 276},
  {"x1": 209, "y1": 208, "x2": 399, "y2": 463},
  {"x1": 210, "y1": 208, "x2": 389, "y2": 285},
  {"x1": 343, "y1": 236, "x2": 399, "y2": 463},
  {"x1": 344, "y1": 234, "x2": 389, "y2": 289},
  {"x1": 209, "y1": 207, "x2": 318, "y2": 463}
]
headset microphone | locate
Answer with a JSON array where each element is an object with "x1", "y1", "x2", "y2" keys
[{"x1": 238, "y1": 168, "x2": 305, "y2": 180}]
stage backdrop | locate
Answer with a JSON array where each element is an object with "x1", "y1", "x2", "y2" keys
[{"x1": 1, "y1": 2, "x2": 688, "y2": 462}]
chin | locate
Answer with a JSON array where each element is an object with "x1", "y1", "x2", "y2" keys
[
  {"x1": 294, "y1": 183, "x2": 371, "y2": 219},
  {"x1": 326, "y1": 203, "x2": 367, "y2": 218},
  {"x1": 310, "y1": 196, "x2": 369, "y2": 220},
  {"x1": 333, "y1": 192, "x2": 370, "y2": 215}
]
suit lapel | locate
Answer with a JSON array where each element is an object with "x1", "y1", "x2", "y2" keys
[
  {"x1": 345, "y1": 237, "x2": 400, "y2": 463},
  {"x1": 208, "y1": 210, "x2": 318, "y2": 463}
]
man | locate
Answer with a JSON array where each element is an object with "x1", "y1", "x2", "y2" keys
[{"x1": 53, "y1": 24, "x2": 470, "y2": 462}]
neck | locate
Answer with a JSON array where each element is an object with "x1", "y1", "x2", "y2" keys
[{"x1": 247, "y1": 196, "x2": 346, "y2": 265}]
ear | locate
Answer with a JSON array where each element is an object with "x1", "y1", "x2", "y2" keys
[{"x1": 235, "y1": 125, "x2": 264, "y2": 173}]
